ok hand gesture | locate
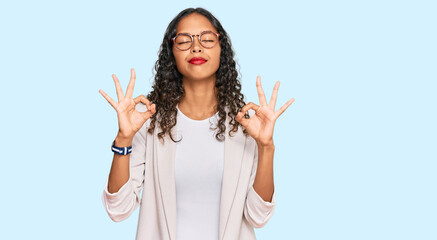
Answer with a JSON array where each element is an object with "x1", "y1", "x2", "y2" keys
[
  {"x1": 235, "y1": 76, "x2": 295, "y2": 146},
  {"x1": 99, "y1": 68, "x2": 156, "y2": 140}
]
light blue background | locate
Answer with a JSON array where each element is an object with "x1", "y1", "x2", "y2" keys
[{"x1": 0, "y1": 0, "x2": 435, "y2": 239}]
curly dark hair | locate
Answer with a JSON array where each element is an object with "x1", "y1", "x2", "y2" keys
[{"x1": 146, "y1": 7, "x2": 250, "y2": 143}]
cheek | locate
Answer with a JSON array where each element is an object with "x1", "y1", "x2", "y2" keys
[
  {"x1": 212, "y1": 48, "x2": 221, "y2": 68},
  {"x1": 173, "y1": 51, "x2": 186, "y2": 70}
]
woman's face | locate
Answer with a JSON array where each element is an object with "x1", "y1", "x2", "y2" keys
[{"x1": 172, "y1": 13, "x2": 221, "y2": 81}]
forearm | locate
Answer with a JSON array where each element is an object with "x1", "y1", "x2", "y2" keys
[
  {"x1": 252, "y1": 141, "x2": 275, "y2": 203},
  {"x1": 107, "y1": 136, "x2": 133, "y2": 194}
]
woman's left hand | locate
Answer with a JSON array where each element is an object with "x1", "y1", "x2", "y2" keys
[{"x1": 235, "y1": 76, "x2": 295, "y2": 146}]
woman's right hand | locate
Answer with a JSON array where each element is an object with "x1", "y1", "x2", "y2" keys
[{"x1": 99, "y1": 68, "x2": 156, "y2": 140}]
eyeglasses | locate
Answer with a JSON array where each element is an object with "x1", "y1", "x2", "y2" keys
[{"x1": 172, "y1": 30, "x2": 220, "y2": 51}]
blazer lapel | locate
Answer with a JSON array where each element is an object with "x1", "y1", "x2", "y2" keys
[
  {"x1": 219, "y1": 114, "x2": 245, "y2": 240},
  {"x1": 156, "y1": 124, "x2": 177, "y2": 240}
]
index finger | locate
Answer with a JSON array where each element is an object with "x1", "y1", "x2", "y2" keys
[{"x1": 125, "y1": 68, "x2": 136, "y2": 99}]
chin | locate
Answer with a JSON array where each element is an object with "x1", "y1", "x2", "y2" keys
[
  {"x1": 181, "y1": 68, "x2": 218, "y2": 81},
  {"x1": 187, "y1": 73, "x2": 216, "y2": 81}
]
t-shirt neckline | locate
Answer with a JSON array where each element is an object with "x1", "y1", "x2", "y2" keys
[{"x1": 176, "y1": 104, "x2": 219, "y2": 123}]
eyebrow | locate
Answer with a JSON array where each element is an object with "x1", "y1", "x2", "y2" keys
[{"x1": 176, "y1": 30, "x2": 214, "y2": 35}]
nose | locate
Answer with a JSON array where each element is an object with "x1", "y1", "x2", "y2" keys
[{"x1": 191, "y1": 35, "x2": 202, "y2": 53}]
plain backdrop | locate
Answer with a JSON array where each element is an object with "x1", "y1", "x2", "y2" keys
[{"x1": 0, "y1": 0, "x2": 436, "y2": 239}]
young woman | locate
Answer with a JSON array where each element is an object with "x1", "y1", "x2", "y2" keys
[{"x1": 99, "y1": 7, "x2": 294, "y2": 240}]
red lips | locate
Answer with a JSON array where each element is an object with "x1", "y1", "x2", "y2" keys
[{"x1": 189, "y1": 57, "x2": 207, "y2": 65}]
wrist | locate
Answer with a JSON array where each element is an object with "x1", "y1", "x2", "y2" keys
[
  {"x1": 115, "y1": 135, "x2": 133, "y2": 147},
  {"x1": 256, "y1": 139, "x2": 275, "y2": 149}
]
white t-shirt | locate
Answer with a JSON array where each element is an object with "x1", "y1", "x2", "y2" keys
[{"x1": 174, "y1": 104, "x2": 224, "y2": 240}]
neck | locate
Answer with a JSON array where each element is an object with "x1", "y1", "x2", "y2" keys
[{"x1": 178, "y1": 75, "x2": 218, "y2": 120}]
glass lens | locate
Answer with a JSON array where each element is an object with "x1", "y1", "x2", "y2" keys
[
  {"x1": 200, "y1": 32, "x2": 217, "y2": 48},
  {"x1": 174, "y1": 34, "x2": 192, "y2": 50}
]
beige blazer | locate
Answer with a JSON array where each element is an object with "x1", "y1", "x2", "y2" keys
[{"x1": 102, "y1": 105, "x2": 276, "y2": 240}]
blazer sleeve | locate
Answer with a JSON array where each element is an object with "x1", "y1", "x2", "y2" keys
[
  {"x1": 101, "y1": 115, "x2": 149, "y2": 222},
  {"x1": 243, "y1": 141, "x2": 276, "y2": 228}
]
